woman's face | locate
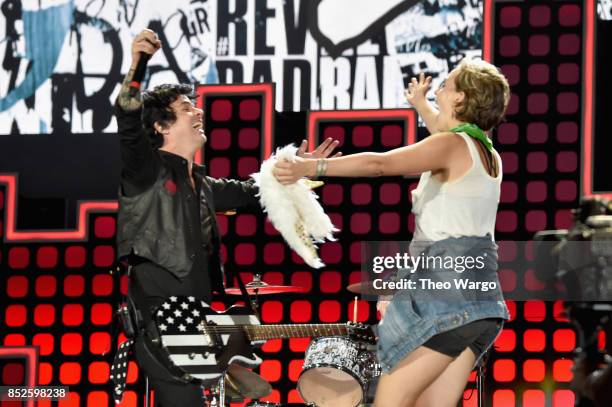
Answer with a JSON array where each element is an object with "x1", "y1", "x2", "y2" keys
[{"x1": 435, "y1": 69, "x2": 464, "y2": 128}]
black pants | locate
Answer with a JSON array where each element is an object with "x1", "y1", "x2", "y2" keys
[
  {"x1": 134, "y1": 334, "x2": 205, "y2": 406},
  {"x1": 422, "y1": 318, "x2": 503, "y2": 358}
]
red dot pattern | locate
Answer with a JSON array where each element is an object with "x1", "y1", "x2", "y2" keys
[
  {"x1": 463, "y1": 4, "x2": 587, "y2": 404},
  {"x1": 202, "y1": 92, "x2": 418, "y2": 403},
  {"x1": 1, "y1": 12, "x2": 588, "y2": 400},
  {"x1": 0, "y1": 205, "x2": 132, "y2": 402},
  {"x1": 496, "y1": 3, "x2": 581, "y2": 239}
]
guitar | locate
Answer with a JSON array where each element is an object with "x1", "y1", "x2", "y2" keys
[{"x1": 153, "y1": 296, "x2": 375, "y2": 384}]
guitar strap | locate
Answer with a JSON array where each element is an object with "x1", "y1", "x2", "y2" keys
[
  {"x1": 111, "y1": 262, "x2": 137, "y2": 404},
  {"x1": 233, "y1": 271, "x2": 261, "y2": 321}
]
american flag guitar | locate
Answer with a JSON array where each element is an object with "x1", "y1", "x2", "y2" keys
[{"x1": 153, "y1": 296, "x2": 375, "y2": 384}]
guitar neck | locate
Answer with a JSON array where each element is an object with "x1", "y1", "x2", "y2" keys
[{"x1": 245, "y1": 324, "x2": 349, "y2": 341}]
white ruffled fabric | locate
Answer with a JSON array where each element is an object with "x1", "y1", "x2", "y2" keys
[{"x1": 251, "y1": 145, "x2": 338, "y2": 268}]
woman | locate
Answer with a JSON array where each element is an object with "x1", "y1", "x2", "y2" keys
[{"x1": 274, "y1": 59, "x2": 510, "y2": 407}]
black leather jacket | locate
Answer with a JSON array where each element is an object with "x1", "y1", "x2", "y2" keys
[{"x1": 116, "y1": 105, "x2": 259, "y2": 292}]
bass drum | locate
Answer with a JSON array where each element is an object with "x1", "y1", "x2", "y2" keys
[{"x1": 298, "y1": 337, "x2": 380, "y2": 407}]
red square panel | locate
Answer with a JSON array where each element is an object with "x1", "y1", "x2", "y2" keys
[
  {"x1": 92, "y1": 274, "x2": 113, "y2": 296},
  {"x1": 88, "y1": 362, "x2": 109, "y2": 384},
  {"x1": 6, "y1": 275, "x2": 28, "y2": 298},
  {"x1": 8, "y1": 247, "x2": 30, "y2": 269},
  {"x1": 553, "y1": 359, "x2": 574, "y2": 382},
  {"x1": 523, "y1": 329, "x2": 546, "y2": 352},
  {"x1": 32, "y1": 334, "x2": 54, "y2": 356},
  {"x1": 493, "y1": 359, "x2": 515, "y2": 382},
  {"x1": 553, "y1": 329, "x2": 576, "y2": 352},
  {"x1": 552, "y1": 389, "x2": 575, "y2": 407},
  {"x1": 65, "y1": 246, "x2": 86, "y2": 268},
  {"x1": 494, "y1": 329, "x2": 516, "y2": 352},
  {"x1": 5, "y1": 305, "x2": 27, "y2": 327},
  {"x1": 61, "y1": 333, "x2": 83, "y2": 355},
  {"x1": 493, "y1": 389, "x2": 515, "y2": 407},
  {"x1": 260, "y1": 359, "x2": 281, "y2": 382},
  {"x1": 290, "y1": 301, "x2": 312, "y2": 323},
  {"x1": 89, "y1": 332, "x2": 111, "y2": 355},
  {"x1": 261, "y1": 301, "x2": 283, "y2": 323},
  {"x1": 59, "y1": 363, "x2": 81, "y2": 385},
  {"x1": 319, "y1": 271, "x2": 342, "y2": 293},
  {"x1": 35, "y1": 275, "x2": 57, "y2": 297},
  {"x1": 63, "y1": 275, "x2": 85, "y2": 297},
  {"x1": 523, "y1": 359, "x2": 545, "y2": 382},
  {"x1": 37, "y1": 246, "x2": 58, "y2": 268},
  {"x1": 319, "y1": 300, "x2": 340, "y2": 322},
  {"x1": 288, "y1": 359, "x2": 303, "y2": 382},
  {"x1": 524, "y1": 301, "x2": 546, "y2": 322},
  {"x1": 523, "y1": 389, "x2": 545, "y2": 407}
]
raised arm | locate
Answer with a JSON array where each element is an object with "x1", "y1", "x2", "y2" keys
[
  {"x1": 406, "y1": 72, "x2": 440, "y2": 134},
  {"x1": 116, "y1": 29, "x2": 162, "y2": 195},
  {"x1": 273, "y1": 132, "x2": 466, "y2": 184}
]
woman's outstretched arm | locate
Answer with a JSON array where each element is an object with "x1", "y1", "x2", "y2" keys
[{"x1": 274, "y1": 132, "x2": 465, "y2": 184}]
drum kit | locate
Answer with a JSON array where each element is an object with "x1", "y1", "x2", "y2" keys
[{"x1": 207, "y1": 274, "x2": 381, "y2": 407}]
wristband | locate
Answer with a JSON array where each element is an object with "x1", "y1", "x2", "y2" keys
[{"x1": 315, "y1": 159, "x2": 327, "y2": 178}]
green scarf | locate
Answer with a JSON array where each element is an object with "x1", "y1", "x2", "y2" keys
[{"x1": 450, "y1": 123, "x2": 493, "y2": 153}]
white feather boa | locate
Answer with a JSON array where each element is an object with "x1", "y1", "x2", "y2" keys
[{"x1": 251, "y1": 145, "x2": 338, "y2": 268}]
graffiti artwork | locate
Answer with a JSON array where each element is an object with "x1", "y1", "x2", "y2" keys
[
  {"x1": 0, "y1": 0, "x2": 483, "y2": 134},
  {"x1": 599, "y1": 0, "x2": 612, "y2": 19}
]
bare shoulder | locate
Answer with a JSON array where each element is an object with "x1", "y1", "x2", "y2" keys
[
  {"x1": 430, "y1": 131, "x2": 464, "y2": 141},
  {"x1": 420, "y1": 131, "x2": 466, "y2": 150},
  {"x1": 379, "y1": 131, "x2": 463, "y2": 174}
]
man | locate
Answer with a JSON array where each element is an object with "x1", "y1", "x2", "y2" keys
[{"x1": 115, "y1": 29, "x2": 339, "y2": 406}]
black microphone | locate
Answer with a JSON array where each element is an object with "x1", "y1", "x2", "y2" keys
[{"x1": 128, "y1": 52, "x2": 151, "y2": 97}]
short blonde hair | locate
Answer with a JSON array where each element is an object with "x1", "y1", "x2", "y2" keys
[{"x1": 453, "y1": 60, "x2": 510, "y2": 131}]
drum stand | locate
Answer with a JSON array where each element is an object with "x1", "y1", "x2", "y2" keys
[
  {"x1": 476, "y1": 349, "x2": 491, "y2": 407},
  {"x1": 477, "y1": 363, "x2": 484, "y2": 407},
  {"x1": 208, "y1": 374, "x2": 227, "y2": 407},
  {"x1": 144, "y1": 376, "x2": 150, "y2": 407}
]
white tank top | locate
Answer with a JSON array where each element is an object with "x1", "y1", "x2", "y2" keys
[{"x1": 411, "y1": 132, "x2": 502, "y2": 242}]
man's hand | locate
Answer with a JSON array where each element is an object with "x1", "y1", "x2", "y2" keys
[
  {"x1": 117, "y1": 29, "x2": 162, "y2": 111},
  {"x1": 130, "y1": 29, "x2": 162, "y2": 69},
  {"x1": 296, "y1": 138, "x2": 342, "y2": 159},
  {"x1": 405, "y1": 72, "x2": 432, "y2": 109}
]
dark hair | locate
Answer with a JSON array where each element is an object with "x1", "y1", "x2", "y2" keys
[{"x1": 141, "y1": 84, "x2": 196, "y2": 148}]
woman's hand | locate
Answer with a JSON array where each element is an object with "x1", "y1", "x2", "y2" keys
[
  {"x1": 296, "y1": 138, "x2": 342, "y2": 159},
  {"x1": 405, "y1": 72, "x2": 432, "y2": 108},
  {"x1": 273, "y1": 156, "x2": 314, "y2": 185}
]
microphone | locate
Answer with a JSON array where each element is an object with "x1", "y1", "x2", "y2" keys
[{"x1": 128, "y1": 52, "x2": 151, "y2": 97}]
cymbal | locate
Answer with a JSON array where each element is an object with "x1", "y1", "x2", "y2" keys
[
  {"x1": 225, "y1": 284, "x2": 307, "y2": 295},
  {"x1": 225, "y1": 363, "x2": 272, "y2": 399},
  {"x1": 347, "y1": 281, "x2": 396, "y2": 296}
]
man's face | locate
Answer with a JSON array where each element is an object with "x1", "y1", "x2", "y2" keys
[{"x1": 165, "y1": 95, "x2": 205, "y2": 148}]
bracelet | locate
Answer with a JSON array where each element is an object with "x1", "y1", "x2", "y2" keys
[{"x1": 315, "y1": 159, "x2": 328, "y2": 178}]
